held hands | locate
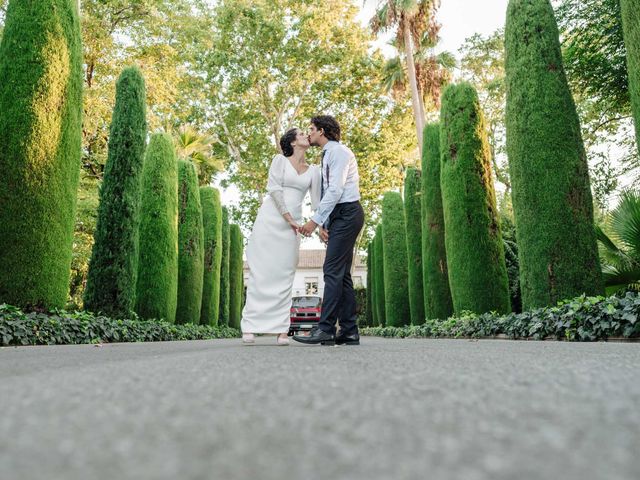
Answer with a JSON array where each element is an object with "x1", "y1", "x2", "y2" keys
[
  {"x1": 284, "y1": 213, "x2": 300, "y2": 235},
  {"x1": 299, "y1": 219, "x2": 319, "y2": 237}
]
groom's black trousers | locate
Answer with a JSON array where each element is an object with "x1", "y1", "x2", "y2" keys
[{"x1": 318, "y1": 201, "x2": 365, "y2": 336}]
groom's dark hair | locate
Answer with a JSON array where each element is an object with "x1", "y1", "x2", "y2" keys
[{"x1": 311, "y1": 115, "x2": 341, "y2": 142}]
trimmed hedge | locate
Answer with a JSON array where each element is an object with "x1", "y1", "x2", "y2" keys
[
  {"x1": 84, "y1": 66, "x2": 147, "y2": 318},
  {"x1": 229, "y1": 224, "x2": 244, "y2": 329},
  {"x1": 404, "y1": 167, "x2": 425, "y2": 325},
  {"x1": 382, "y1": 191, "x2": 410, "y2": 327},
  {"x1": 0, "y1": 0, "x2": 83, "y2": 310},
  {"x1": 365, "y1": 242, "x2": 374, "y2": 327},
  {"x1": 421, "y1": 123, "x2": 454, "y2": 321},
  {"x1": 374, "y1": 225, "x2": 385, "y2": 326},
  {"x1": 218, "y1": 207, "x2": 231, "y2": 326},
  {"x1": 621, "y1": 0, "x2": 640, "y2": 151},
  {"x1": 362, "y1": 292, "x2": 640, "y2": 341},
  {"x1": 199, "y1": 186, "x2": 223, "y2": 326},
  {"x1": 135, "y1": 133, "x2": 179, "y2": 323},
  {"x1": 505, "y1": 0, "x2": 603, "y2": 309},
  {"x1": 440, "y1": 82, "x2": 511, "y2": 315},
  {"x1": 0, "y1": 304, "x2": 239, "y2": 346},
  {"x1": 176, "y1": 160, "x2": 205, "y2": 325}
]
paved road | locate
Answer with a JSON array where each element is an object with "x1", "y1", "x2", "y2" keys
[{"x1": 1, "y1": 337, "x2": 639, "y2": 480}]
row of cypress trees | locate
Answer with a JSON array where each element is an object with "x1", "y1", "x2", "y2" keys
[
  {"x1": 367, "y1": 0, "x2": 610, "y2": 326},
  {"x1": 0, "y1": 0, "x2": 244, "y2": 324},
  {"x1": 85, "y1": 71, "x2": 244, "y2": 326}
]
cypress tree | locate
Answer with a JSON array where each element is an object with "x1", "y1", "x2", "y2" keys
[
  {"x1": 365, "y1": 242, "x2": 374, "y2": 327},
  {"x1": 176, "y1": 160, "x2": 205, "y2": 324},
  {"x1": 382, "y1": 192, "x2": 410, "y2": 326},
  {"x1": 84, "y1": 67, "x2": 147, "y2": 318},
  {"x1": 0, "y1": 0, "x2": 83, "y2": 309},
  {"x1": 374, "y1": 224, "x2": 385, "y2": 326},
  {"x1": 505, "y1": 0, "x2": 603, "y2": 309},
  {"x1": 621, "y1": 0, "x2": 640, "y2": 155},
  {"x1": 199, "y1": 187, "x2": 223, "y2": 326},
  {"x1": 229, "y1": 224, "x2": 244, "y2": 329},
  {"x1": 404, "y1": 167, "x2": 425, "y2": 325},
  {"x1": 440, "y1": 82, "x2": 511, "y2": 315},
  {"x1": 135, "y1": 134, "x2": 179, "y2": 322},
  {"x1": 218, "y1": 207, "x2": 231, "y2": 326},
  {"x1": 421, "y1": 123, "x2": 453, "y2": 320}
]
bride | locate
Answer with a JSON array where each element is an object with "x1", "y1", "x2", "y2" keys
[{"x1": 241, "y1": 128, "x2": 321, "y2": 345}]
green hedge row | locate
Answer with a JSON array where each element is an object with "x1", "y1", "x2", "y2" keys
[
  {"x1": 361, "y1": 293, "x2": 640, "y2": 341},
  {"x1": 0, "y1": 304, "x2": 239, "y2": 347}
]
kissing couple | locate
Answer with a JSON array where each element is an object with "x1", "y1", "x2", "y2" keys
[{"x1": 240, "y1": 115, "x2": 365, "y2": 346}]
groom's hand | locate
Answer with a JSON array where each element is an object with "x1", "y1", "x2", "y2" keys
[
  {"x1": 319, "y1": 227, "x2": 329, "y2": 244},
  {"x1": 300, "y1": 219, "x2": 318, "y2": 237}
]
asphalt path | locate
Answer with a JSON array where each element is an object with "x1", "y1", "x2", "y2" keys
[{"x1": 1, "y1": 337, "x2": 639, "y2": 480}]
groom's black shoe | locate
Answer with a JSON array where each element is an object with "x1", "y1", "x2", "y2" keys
[
  {"x1": 293, "y1": 327, "x2": 335, "y2": 345},
  {"x1": 334, "y1": 332, "x2": 360, "y2": 345}
]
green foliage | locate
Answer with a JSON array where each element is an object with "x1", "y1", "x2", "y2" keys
[
  {"x1": 206, "y1": 0, "x2": 416, "y2": 229},
  {"x1": 84, "y1": 67, "x2": 147, "y2": 319},
  {"x1": 228, "y1": 224, "x2": 244, "y2": 329},
  {"x1": 174, "y1": 125, "x2": 224, "y2": 186},
  {"x1": 365, "y1": 243, "x2": 374, "y2": 327},
  {"x1": 621, "y1": 0, "x2": 640, "y2": 152},
  {"x1": 382, "y1": 192, "x2": 410, "y2": 326},
  {"x1": 218, "y1": 207, "x2": 231, "y2": 326},
  {"x1": 403, "y1": 167, "x2": 425, "y2": 325},
  {"x1": 374, "y1": 225, "x2": 385, "y2": 326},
  {"x1": 421, "y1": 123, "x2": 453, "y2": 321},
  {"x1": 135, "y1": 133, "x2": 179, "y2": 323},
  {"x1": 176, "y1": 160, "x2": 205, "y2": 324},
  {"x1": 596, "y1": 190, "x2": 640, "y2": 294},
  {"x1": 355, "y1": 287, "x2": 367, "y2": 326},
  {"x1": 0, "y1": 304, "x2": 239, "y2": 346},
  {"x1": 0, "y1": 0, "x2": 83, "y2": 309},
  {"x1": 199, "y1": 187, "x2": 223, "y2": 326},
  {"x1": 362, "y1": 292, "x2": 640, "y2": 341},
  {"x1": 440, "y1": 82, "x2": 511, "y2": 315},
  {"x1": 505, "y1": 0, "x2": 604, "y2": 309}
]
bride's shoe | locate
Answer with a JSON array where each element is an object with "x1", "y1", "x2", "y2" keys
[
  {"x1": 242, "y1": 333, "x2": 256, "y2": 345},
  {"x1": 276, "y1": 333, "x2": 290, "y2": 346}
]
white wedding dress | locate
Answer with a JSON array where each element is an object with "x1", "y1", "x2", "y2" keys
[{"x1": 241, "y1": 154, "x2": 321, "y2": 334}]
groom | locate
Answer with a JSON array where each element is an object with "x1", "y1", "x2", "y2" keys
[{"x1": 295, "y1": 115, "x2": 364, "y2": 346}]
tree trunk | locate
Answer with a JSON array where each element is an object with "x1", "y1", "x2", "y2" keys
[{"x1": 403, "y1": 24, "x2": 424, "y2": 155}]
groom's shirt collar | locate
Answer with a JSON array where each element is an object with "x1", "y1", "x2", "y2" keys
[{"x1": 322, "y1": 140, "x2": 339, "y2": 151}]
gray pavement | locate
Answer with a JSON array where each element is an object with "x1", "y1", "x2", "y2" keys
[{"x1": 1, "y1": 337, "x2": 639, "y2": 480}]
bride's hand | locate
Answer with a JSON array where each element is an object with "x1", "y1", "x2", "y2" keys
[{"x1": 287, "y1": 218, "x2": 301, "y2": 235}]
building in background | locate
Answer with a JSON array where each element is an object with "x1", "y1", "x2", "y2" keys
[{"x1": 244, "y1": 249, "x2": 366, "y2": 297}]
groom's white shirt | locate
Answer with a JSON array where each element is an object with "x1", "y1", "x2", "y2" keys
[{"x1": 311, "y1": 140, "x2": 360, "y2": 226}]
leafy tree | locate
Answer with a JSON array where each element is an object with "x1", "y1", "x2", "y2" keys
[
  {"x1": 199, "y1": 187, "x2": 223, "y2": 326},
  {"x1": 505, "y1": 0, "x2": 604, "y2": 309},
  {"x1": 370, "y1": 0, "x2": 440, "y2": 152},
  {"x1": 404, "y1": 167, "x2": 424, "y2": 324},
  {"x1": 228, "y1": 224, "x2": 244, "y2": 329},
  {"x1": 174, "y1": 125, "x2": 224, "y2": 186},
  {"x1": 176, "y1": 160, "x2": 205, "y2": 324},
  {"x1": 440, "y1": 82, "x2": 510, "y2": 315},
  {"x1": 84, "y1": 67, "x2": 147, "y2": 318},
  {"x1": 135, "y1": 133, "x2": 179, "y2": 323},
  {"x1": 204, "y1": 0, "x2": 416, "y2": 228},
  {"x1": 421, "y1": 123, "x2": 453, "y2": 320},
  {"x1": 0, "y1": 0, "x2": 83, "y2": 310},
  {"x1": 382, "y1": 192, "x2": 410, "y2": 326}
]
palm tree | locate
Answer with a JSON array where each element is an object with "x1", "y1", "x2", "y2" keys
[
  {"x1": 596, "y1": 190, "x2": 640, "y2": 294},
  {"x1": 370, "y1": 0, "x2": 440, "y2": 154},
  {"x1": 173, "y1": 125, "x2": 224, "y2": 186}
]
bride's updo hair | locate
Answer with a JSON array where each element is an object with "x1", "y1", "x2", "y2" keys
[{"x1": 280, "y1": 128, "x2": 298, "y2": 157}]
